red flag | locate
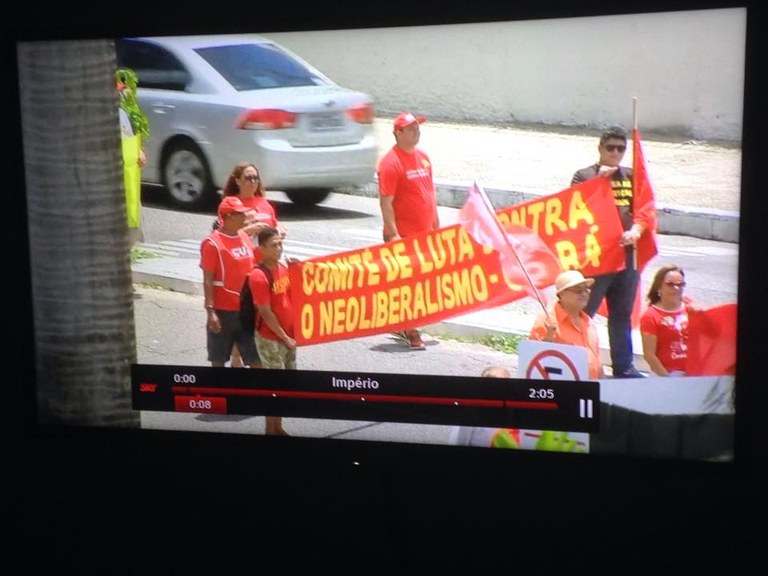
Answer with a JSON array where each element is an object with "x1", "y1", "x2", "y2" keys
[
  {"x1": 632, "y1": 128, "x2": 659, "y2": 272},
  {"x1": 458, "y1": 182, "x2": 561, "y2": 303},
  {"x1": 595, "y1": 129, "x2": 658, "y2": 326},
  {"x1": 685, "y1": 303, "x2": 737, "y2": 376}
]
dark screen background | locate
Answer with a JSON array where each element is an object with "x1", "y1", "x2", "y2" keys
[{"x1": 4, "y1": 0, "x2": 766, "y2": 571}]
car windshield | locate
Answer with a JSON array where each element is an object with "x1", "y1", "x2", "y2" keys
[{"x1": 196, "y1": 43, "x2": 327, "y2": 90}]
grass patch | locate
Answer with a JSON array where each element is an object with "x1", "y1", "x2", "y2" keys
[
  {"x1": 134, "y1": 281, "x2": 169, "y2": 291},
  {"x1": 433, "y1": 331, "x2": 525, "y2": 354},
  {"x1": 130, "y1": 247, "x2": 159, "y2": 262},
  {"x1": 480, "y1": 333, "x2": 526, "y2": 354}
]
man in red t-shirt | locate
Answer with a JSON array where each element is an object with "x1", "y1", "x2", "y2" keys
[
  {"x1": 200, "y1": 196, "x2": 261, "y2": 368},
  {"x1": 377, "y1": 112, "x2": 440, "y2": 350},
  {"x1": 248, "y1": 226, "x2": 295, "y2": 436}
]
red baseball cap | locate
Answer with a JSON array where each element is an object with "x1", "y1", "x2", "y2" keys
[
  {"x1": 217, "y1": 196, "x2": 250, "y2": 220},
  {"x1": 393, "y1": 112, "x2": 426, "y2": 130}
]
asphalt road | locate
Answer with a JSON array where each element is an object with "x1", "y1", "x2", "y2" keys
[{"x1": 134, "y1": 284, "x2": 513, "y2": 443}]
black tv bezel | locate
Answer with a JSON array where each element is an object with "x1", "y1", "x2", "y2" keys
[{"x1": 6, "y1": 0, "x2": 766, "y2": 566}]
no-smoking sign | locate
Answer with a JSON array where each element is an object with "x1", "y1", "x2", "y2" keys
[{"x1": 517, "y1": 340, "x2": 589, "y2": 381}]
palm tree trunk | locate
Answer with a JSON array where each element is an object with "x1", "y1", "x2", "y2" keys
[{"x1": 18, "y1": 39, "x2": 140, "y2": 427}]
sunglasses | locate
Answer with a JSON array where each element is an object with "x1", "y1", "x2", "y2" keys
[
  {"x1": 242, "y1": 174, "x2": 260, "y2": 182},
  {"x1": 664, "y1": 281, "x2": 686, "y2": 288},
  {"x1": 604, "y1": 144, "x2": 626, "y2": 153},
  {"x1": 565, "y1": 286, "x2": 591, "y2": 294}
]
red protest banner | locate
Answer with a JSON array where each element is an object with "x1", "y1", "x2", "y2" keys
[
  {"x1": 495, "y1": 176, "x2": 626, "y2": 277},
  {"x1": 458, "y1": 181, "x2": 561, "y2": 307},
  {"x1": 290, "y1": 178, "x2": 625, "y2": 346}
]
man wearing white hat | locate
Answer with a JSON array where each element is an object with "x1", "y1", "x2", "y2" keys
[
  {"x1": 377, "y1": 112, "x2": 439, "y2": 350},
  {"x1": 529, "y1": 270, "x2": 605, "y2": 380}
]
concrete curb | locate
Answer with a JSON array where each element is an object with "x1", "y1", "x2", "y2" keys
[{"x1": 349, "y1": 178, "x2": 740, "y2": 244}]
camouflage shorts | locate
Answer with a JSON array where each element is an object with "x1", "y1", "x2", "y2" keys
[{"x1": 255, "y1": 334, "x2": 296, "y2": 369}]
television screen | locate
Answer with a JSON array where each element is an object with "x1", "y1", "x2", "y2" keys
[{"x1": 6, "y1": 0, "x2": 766, "y2": 569}]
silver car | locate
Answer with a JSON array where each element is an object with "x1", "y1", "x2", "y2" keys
[{"x1": 115, "y1": 34, "x2": 378, "y2": 210}]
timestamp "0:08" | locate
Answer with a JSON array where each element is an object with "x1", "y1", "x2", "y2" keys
[{"x1": 174, "y1": 395, "x2": 227, "y2": 414}]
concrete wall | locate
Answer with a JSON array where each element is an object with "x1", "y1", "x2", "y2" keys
[{"x1": 264, "y1": 7, "x2": 745, "y2": 142}]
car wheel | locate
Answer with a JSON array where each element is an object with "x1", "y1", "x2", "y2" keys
[
  {"x1": 285, "y1": 189, "x2": 332, "y2": 207},
  {"x1": 161, "y1": 140, "x2": 217, "y2": 211}
]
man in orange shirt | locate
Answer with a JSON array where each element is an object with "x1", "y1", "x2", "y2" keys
[
  {"x1": 529, "y1": 270, "x2": 606, "y2": 380},
  {"x1": 377, "y1": 112, "x2": 440, "y2": 350}
]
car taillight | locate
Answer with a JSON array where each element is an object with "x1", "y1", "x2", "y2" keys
[
  {"x1": 235, "y1": 109, "x2": 297, "y2": 130},
  {"x1": 345, "y1": 103, "x2": 375, "y2": 124}
]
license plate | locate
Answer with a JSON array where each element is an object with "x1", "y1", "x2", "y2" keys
[{"x1": 309, "y1": 112, "x2": 344, "y2": 131}]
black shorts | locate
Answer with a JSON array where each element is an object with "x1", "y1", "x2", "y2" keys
[{"x1": 206, "y1": 309, "x2": 260, "y2": 364}]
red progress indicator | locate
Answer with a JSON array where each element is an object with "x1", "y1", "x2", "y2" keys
[{"x1": 170, "y1": 387, "x2": 557, "y2": 411}]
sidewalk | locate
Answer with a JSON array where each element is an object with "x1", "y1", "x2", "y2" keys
[
  {"x1": 132, "y1": 247, "x2": 645, "y2": 372},
  {"x1": 368, "y1": 118, "x2": 742, "y2": 244}
]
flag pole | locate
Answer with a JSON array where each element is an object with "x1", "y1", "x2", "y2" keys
[
  {"x1": 631, "y1": 97, "x2": 639, "y2": 270},
  {"x1": 474, "y1": 182, "x2": 549, "y2": 314},
  {"x1": 633, "y1": 96, "x2": 638, "y2": 130}
]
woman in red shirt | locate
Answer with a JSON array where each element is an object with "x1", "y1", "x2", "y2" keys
[
  {"x1": 220, "y1": 162, "x2": 285, "y2": 249},
  {"x1": 640, "y1": 264, "x2": 694, "y2": 376},
  {"x1": 218, "y1": 162, "x2": 286, "y2": 367}
]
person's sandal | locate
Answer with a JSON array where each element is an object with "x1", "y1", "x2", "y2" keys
[{"x1": 407, "y1": 331, "x2": 426, "y2": 350}]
